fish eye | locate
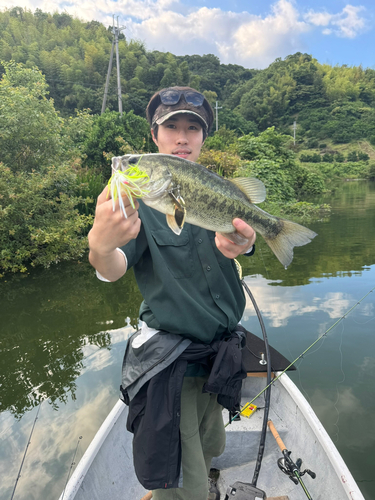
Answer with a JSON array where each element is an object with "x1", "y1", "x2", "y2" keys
[{"x1": 128, "y1": 156, "x2": 138, "y2": 165}]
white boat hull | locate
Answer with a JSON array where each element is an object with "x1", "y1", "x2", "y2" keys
[{"x1": 60, "y1": 374, "x2": 364, "y2": 500}]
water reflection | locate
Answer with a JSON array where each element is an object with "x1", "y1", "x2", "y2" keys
[
  {"x1": 240, "y1": 268, "x2": 375, "y2": 499},
  {"x1": 0, "y1": 181, "x2": 374, "y2": 499},
  {"x1": 241, "y1": 277, "x2": 364, "y2": 327},
  {"x1": 238, "y1": 180, "x2": 375, "y2": 285},
  {"x1": 0, "y1": 263, "x2": 141, "y2": 417},
  {"x1": 0, "y1": 327, "x2": 133, "y2": 500}
]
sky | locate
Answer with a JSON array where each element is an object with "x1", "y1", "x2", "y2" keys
[{"x1": 0, "y1": 0, "x2": 374, "y2": 70}]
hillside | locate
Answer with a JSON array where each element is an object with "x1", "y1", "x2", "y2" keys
[{"x1": 1, "y1": 6, "x2": 375, "y2": 151}]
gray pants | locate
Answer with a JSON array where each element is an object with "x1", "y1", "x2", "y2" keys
[{"x1": 152, "y1": 376, "x2": 226, "y2": 500}]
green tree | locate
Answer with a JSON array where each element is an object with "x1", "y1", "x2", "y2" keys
[
  {"x1": 0, "y1": 61, "x2": 63, "y2": 172},
  {"x1": 335, "y1": 152, "x2": 345, "y2": 163},
  {"x1": 322, "y1": 153, "x2": 334, "y2": 163},
  {"x1": 81, "y1": 110, "x2": 156, "y2": 172},
  {"x1": 358, "y1": 151, "x2": 370, "y2": 162},
  {"x1": 0, "y1": 163, "x2": 92, "y2": 276},
  {"x1": 203, "y1": 126, "x2": 237, "y2": 151},
  {"x1": 347, "y1": 151, "x2": 358, "y2": 162},
  {"x1": 237, "y1": 128, "x2": 296, "y2": 201}
]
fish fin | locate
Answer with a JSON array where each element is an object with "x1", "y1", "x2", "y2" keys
[
  {"x1": 229, "y1": 177, "x2": 266, "y2": 204},
  {"x1": 219, "y1": 231, "x2": 249, "y2": 246},
  {"x1": 174, "y1": 206, "x2": 186, "y2": 230},
  {"x1": 166, "y1": 213, "x2": 183, "y2": 235},
  {"x1": 263, "y1": 219, "x2": 317, "y2": 269}
]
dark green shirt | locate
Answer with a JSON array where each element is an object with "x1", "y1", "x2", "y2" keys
[{"x1": 121, "y1": 201, "x2": 246, "y2": 344}]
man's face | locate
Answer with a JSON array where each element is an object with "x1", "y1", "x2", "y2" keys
[{"x1": 151, "y1": 114, "x2": 204, "y2": 163}]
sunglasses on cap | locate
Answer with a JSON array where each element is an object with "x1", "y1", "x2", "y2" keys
[{"x1": 159, "y1": 89, "x2": 205, "y2": 107}]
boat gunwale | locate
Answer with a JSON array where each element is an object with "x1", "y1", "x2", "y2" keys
[
  {"x1": 59, "y1": 399, "x2": 125, "y2": 500},
  {"x1": 278, "y1": 373, "x2": 364, "y2": 499}
]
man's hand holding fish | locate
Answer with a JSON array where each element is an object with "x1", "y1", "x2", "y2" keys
[
  {"x1": 215, "y1": 218, "x2": 256, "y2": 259},
  {"x1": 88, "y1": 187, "x2": 140, "y2": 282}
]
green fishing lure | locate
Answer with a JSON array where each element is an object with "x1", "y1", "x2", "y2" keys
[{"x1": 107, "y1": 157, "x2": 149, "y2": 218}]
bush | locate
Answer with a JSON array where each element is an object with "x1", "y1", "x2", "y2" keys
[
  {"x1": 75, "y1": 169, "x2": 105, "y2": 216},
  {"x1": 237, "y1": 128, "x2": 298, "y2": 201},
  {"x1": 0, "y1": 164, "x2": 93, "y2": 276},
  {"x1": 335, "y1": 153, "x2": 345, "y2": 163},
  {"x1": 307, "y1": 138, "x2": 319, "y2": 149},
  {"x1": 82, "y1": 110, "x2": 156, "y2": 174},
  {"x1": 204, "y1": 126, "x2": 238, "y2": 151},
  {"x1": 319, "y1": 143, "x2": 327, "y2": 149},
  {"x1": 333, "y1": 161, "x2": 369, "y2": 179},
  {"x1": 198, "y1": 149, "x2": 241, "y2": 177},
  {"x1": 299, "y1": 172, "x2": 325, "y2": 194},
  {"x1": 358, "y1": 152, "x2": 370, "y2": 162},
  {"x1": 322, "y1": 153, "x2": 334, "y2": 163},
  {"x1": 300, "y1": 154, "x2": 312, "y2": 162},
  {"x1": 332, "y1": 131, "x2": 351, "y2": 143},
  {"x1": 347, "y1": 151, "x2": 358, "y2": 162},
  {"x1": 310, "y1": 153, "x2": 321, "y2": 163},
  {"x1": 282, "y1": 201, "x2": 330, "y2": 218},
  {"x1": 61, "y1": 109, "x2": 95, "y2": 159},
  {"x1": 0, "y1": 61, "x2": 63, "y2": 172}
]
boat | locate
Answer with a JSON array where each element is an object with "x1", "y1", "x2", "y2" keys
[{"x1": 59, "y1": 370, "x2": 364, "y2": 500}]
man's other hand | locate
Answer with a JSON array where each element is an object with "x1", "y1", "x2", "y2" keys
[{"x1": 215, "y1": 219, "x2": 256, "y2": 259}]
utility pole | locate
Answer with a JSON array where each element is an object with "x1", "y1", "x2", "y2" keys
[
  {"x1": 214, "y1": 101, "x2": 222, "y2": 132},
  {"x1": 293, "y1": 120, "x2": 297, "y2": 145},
  {"x1": 102, "y1": 16, "x2": 125, "y2": 115}
]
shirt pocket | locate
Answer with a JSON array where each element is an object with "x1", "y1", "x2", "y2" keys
[{"x1": 151, "y1": 228, "x2": 194, "y2": 279}]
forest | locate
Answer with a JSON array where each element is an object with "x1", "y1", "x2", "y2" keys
[{"x1": 1, "y1": 6, "x2": 375, "y2": 276}]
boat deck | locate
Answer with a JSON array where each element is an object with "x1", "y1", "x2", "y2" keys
[{"x1": 60, "y1": 374, "x2": 364, "y2": 500}]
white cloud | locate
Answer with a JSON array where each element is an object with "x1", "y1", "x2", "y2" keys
[
  {"x1": 304, "y1": 10, "x2": 332, "y2": 26},
  {"x1": 1, "y1": 0, "x2": 369, "y2": 68},
  {"x1": 0, "y1": 387, "x2": 118, "y2": 499},
  {"x1": 218, "y1": 0, "x2": 310, "y2": 67},
  {"x1": 304, "y1": 4, "x2": 367, "y2": 39},
  {"x1": 242, "y1": 278, "x2": 353, "y2": 328}
]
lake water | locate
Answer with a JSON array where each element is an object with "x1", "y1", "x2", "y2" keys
[{"x1": 0, "y1": 181, "x2": 374, "y2": 500}]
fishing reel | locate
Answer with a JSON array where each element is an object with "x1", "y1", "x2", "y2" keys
[{"x1": 277, "y1": 451, "x2": 316, "y2": 485}]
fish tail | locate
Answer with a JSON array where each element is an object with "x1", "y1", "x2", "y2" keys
[{"x1": 263, "y1": 219, "x2": 317, "y2": 269}]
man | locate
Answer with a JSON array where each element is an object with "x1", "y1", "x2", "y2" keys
[{"x1": 88, "y1": 87, "x2": 256, "y2": 500}]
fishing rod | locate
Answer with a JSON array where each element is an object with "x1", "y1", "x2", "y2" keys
[
  {"x1": 227, "y1": 284, "x2": 375, "y2": 425},
  {"x1": 10, "y1": 402, "x2": 42, "y2": 500},
  {"x1": 61, "y1": 435, "x2": 83, "y2": 500},
  {"x1": 224, "y1": 262, "x2": 271, "y2": 499},
  {"x1": 224, "y1": 279, "x2": 374, "y2": 499},
  {"x1": 268, "y1": 420, "x2": 316, "y2": 500}
]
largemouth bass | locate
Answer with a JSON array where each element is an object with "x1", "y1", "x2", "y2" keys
[{"x1": 110, "y1": 154, "x2": 317, "y2": 268}]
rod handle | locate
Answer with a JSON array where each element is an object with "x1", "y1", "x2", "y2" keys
[
  {"x1": 267, "y1": 420, "x2": 286, "y2": 452},
  {"x1": 139, "y1": 493, "x2": 152, "y2": 500}
]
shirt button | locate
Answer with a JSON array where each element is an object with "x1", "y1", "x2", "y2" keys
[
  {"x1": 206, "y1": 266, "x2": 211, "y2": 271},
  {"x1": 215, "y1": 294, "x2": 220, "y2": 299},
  {"x1": 198, "y1": 238, "x2": 203, "y2": 244}
]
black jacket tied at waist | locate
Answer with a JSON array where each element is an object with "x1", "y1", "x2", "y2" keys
[{"x1": 120, "y1": 325, "x2": 247, "y2": 491}]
